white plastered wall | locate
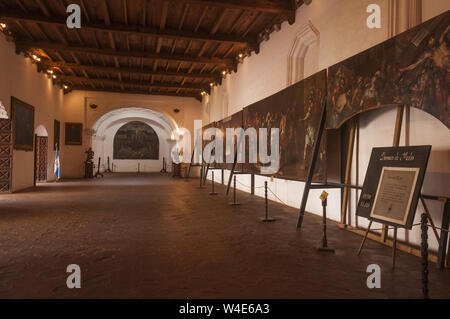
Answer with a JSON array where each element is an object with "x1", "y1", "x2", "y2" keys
[
  {"x1": 205, "y1": 0, "x2": 450, "y2": 252},
  {"x1": 0, "y1": 35, "x2": 64, "y2": 192}
]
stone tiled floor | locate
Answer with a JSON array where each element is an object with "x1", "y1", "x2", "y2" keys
[{"x1": 0, "y1": 173, "x2": 448, "y2": 298}]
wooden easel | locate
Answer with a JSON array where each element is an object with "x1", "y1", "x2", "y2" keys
[
  {"x1": 297, "y1": 103, "x2": 448, "y2": 268},
  {"x1": 296, "y1": 99, "x2": 327, "y2": 228},
  {"x1": 187, "y1": 137, "x2": 202, "y2": 179}
]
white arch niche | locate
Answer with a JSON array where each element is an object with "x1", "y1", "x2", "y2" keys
[{"x1": 287, "y1": 21, "x2": 320, "y2": 86}]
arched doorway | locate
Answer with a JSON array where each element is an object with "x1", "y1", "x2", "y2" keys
[
  {"x1": 91, "y1": 108, "x2": 177, "y2": 173},
  {"x1": 34, "y1": 125, "x2": 49, "y2": 184}
]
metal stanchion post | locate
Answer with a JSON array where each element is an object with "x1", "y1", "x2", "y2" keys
[
  {"x1": 260, "y1": 181, "x2": 276, "y2": 222},
  {"x1": 229, "y1": 175, "x2": 240, "y2": 206},
  {"x1": 317, "y1": 191, "x2": 334, "y2": 252},
  {"x1": 197, "y1": 165, "x2": 205, "y2": 189},
  {"x1": 184, "y1": 166, "x2": 190, "y2": 182},
  {"x1": 209, "y1": 171, "x2": 218, "y2": 195},
  {"x1": 421, "y1": 212, "x2": 429, "y2": 299}
]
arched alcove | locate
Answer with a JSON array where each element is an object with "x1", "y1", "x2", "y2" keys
[
  {"x1": 35, "y1": 124, "x2": 48, "y2": 137},
  {"x1": 91, "y1": 108, "x2": 177, "y2": 173},
  {"x1": 287, "y1": 21, "x2": 320, "y2": 86}
]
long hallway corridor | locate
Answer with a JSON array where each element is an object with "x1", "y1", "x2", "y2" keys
[{"x1": 0, "y1": 174, "x2": 449, "y2": 299}]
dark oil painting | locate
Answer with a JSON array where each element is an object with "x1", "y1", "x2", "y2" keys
[
  {"x1": 114, "y1": 121, "x2": 159, "y2": 160},
  {"x1": 327, "y1": 11, "x2": 450, "y2": 129},
  {"x1": 243, "y1": 70, "x2": 327, "y2": 182},
  {"x1": 65, "y1": 122, "x2": 83, "y2": 145},
  {"x1": 11, "y1": 97, "x2": 35, "y2": 151},
  {"x1": 216, "y1": 111, "x2": 244, "y2": 171}
]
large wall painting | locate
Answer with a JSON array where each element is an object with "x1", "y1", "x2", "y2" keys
[
  {"x1": 243, "y1": 70, "x2": 327, "y2": 182},
  {"x1": 328, "y1": 11, "x2": 450, "y2": 129},
  {"x1": 114, "y1": 121, "x2": 159, "y2": 160}
]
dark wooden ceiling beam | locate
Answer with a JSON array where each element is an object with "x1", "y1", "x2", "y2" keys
[
  {"x1": 173, "y1": 0, "x2": 295, "y2": 14},
  {"x1": 16, "y1": 41, "x2": 236, "y2": 67},
  {"x1": 61, "y1": 75, "x2": 206, "y2": 91},
  {"x1": 0, "y1": 10, "x2": 255, "y2": 48},
  {"x1": 42, "y1": 61, "x2": 220, "y2": 80},
  {"x1": 69, "y1": 86, "x2": 202, "y2": 100}
]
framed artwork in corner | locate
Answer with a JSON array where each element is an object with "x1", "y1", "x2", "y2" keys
[
  {"x1": 54, "y1": 120, "x2": 60, "y2": 150},
  {"x1": 11, "y1": 97, "x2": 35, "y2": 151},
  {"x1": 65, "y1": 122, "x2": 83, "y2": 146}
]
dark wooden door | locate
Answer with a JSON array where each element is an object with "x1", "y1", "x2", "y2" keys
[
  {"x1": 0, "y1": 119, "x2": 13, "y2": 193},
  {"x1": 35, "y1": 136, "x2": 48, "y2": 182}
]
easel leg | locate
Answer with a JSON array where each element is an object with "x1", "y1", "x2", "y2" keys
[
  {"x1": 341, "y1": 120, "x2": 356, "y2": 225},
  {"x1": 382, "y1": 105, "x2": 405, "y2": 242},
  {"x1": 297, "y1": 99, "x2": 327, "y2": 229},
  {"x1": 358, "y1": 220, "x2": 373, "y2": 255},
  {"x1": 438, "y1": 200, "x2": 450, "y2": 269},
  {"x1": 392, "y1": 226, "x2": 397, "y2": 270}
]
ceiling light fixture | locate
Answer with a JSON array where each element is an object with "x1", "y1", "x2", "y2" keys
[{"x1": 0, "y1": 23, "x2": 6, "y2": 29}]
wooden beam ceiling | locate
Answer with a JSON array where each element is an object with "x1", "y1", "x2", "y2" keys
[{"x1": 0, "y1": 0, "x2": 301, "y2": 99}]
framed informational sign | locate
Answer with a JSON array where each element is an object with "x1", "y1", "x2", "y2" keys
[{"x1": 357, "y1": 146, "x2": 431, "y2": 229}]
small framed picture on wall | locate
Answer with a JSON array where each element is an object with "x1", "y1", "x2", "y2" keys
[{"x1": 65, "y1": 122, "x2": 83, "y2": 146}]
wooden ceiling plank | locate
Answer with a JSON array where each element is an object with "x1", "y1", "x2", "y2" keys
[
  {"x1": 210, "y1": 9, "x2": 228, "y2": 35},
  {"x1": 178, "y1": 4, "x2": 190, "y2": 30},
  {"x1": 194, "y1": 6, "x2": 209, "y2": 32},
  {"x1": 80, "y1": 0, "x2": 90, "y2": 23},
  {"x1": 36, "y1": 0, "x2": 51, "y2": 17},
  {"x1": 242, "y1": 12, "x2": 263, "y2": 37}
]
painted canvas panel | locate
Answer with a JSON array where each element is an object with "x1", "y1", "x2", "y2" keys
[
  {"x1": 243, "y1": 70, "x2": 327, "y2": 182},
  {"x1": 11, "y1": 97, "x2": 35, "y2": 151},
  {"x1": 217, "y1": 111, "x2": 243, "y2": 171},
  {"x1": 327, "y1": 11, "x2": 450, "y2": 129},
  {"x1": 201, "y1": 121, "x2": 216, "y2": 165},
  {"x1": 114, "y1": 121, "x2": 159, "y2": 160}
]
